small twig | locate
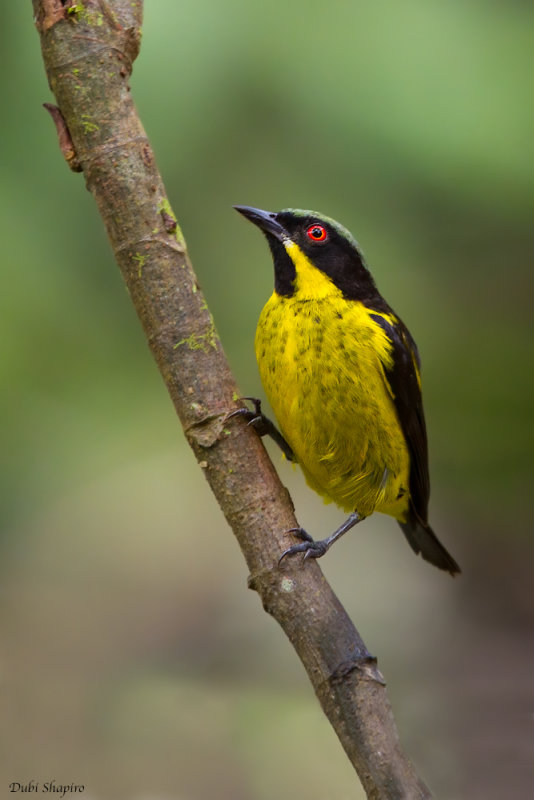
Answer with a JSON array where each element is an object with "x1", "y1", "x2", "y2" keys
[{"x1": 43, "y1": 104, "x2": 82, "y2": 172}]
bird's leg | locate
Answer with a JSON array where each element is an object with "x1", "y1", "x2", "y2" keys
[
  {"x1": 226, "y1": 397, "x2": 295, "y2": 462},
  {"x1": 279, "y1": 512, "x2": 363, "y2": 564}
]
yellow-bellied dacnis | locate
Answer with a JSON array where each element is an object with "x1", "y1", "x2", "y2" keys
[{"x1": 232, "y1": 205, "x2": 460, "y2": 576}]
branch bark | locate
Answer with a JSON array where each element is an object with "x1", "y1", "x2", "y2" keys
[{"x1": 33, "y1": 2, "x2": 432, "y2": 797}]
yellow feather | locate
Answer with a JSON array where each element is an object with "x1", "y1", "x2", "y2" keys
[{"x1": 255, "y1": 242, "x2": 411, "y2": 522}]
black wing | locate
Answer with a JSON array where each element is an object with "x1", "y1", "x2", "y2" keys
[
  {"x1": 369, "y1": 311, "x2": 430, "y2": 523},
  {"x1": 370, "y1": 310, "x2": 460, "y2": 574}
]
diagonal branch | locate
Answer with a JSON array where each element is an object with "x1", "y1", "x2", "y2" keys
[{"x1": 32, "y1": 2, "x2": 432, "y2": 797}]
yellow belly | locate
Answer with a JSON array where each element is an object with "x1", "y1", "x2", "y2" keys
[{"x1": 255, "y1": 293, "x2": 411, "y2": 520}]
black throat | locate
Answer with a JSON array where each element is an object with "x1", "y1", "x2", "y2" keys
[{"x1": 266, "y1": 235, "x2": 296, "y2": 297}]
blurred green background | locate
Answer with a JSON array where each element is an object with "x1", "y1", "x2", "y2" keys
[{"x1": 2, "y1": 2, "x2": 533, "y2": 798}]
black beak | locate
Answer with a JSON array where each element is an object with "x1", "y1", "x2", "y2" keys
[{"x1": 234, "y1": 205, "x2": 287, "y2": 241}]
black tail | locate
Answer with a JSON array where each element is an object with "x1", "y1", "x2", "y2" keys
[{"x1": 399, "y1": 516, "x2": 461, "y2": 576}]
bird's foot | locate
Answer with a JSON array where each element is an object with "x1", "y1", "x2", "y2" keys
[
  {"x1": 225, "y1": 397, "x2": 271, "y2": 437},
  {"x1": 279, "y1": 528, "x2": 330, "y2": 564},
  {"x1": 278, "y1": 512, "x2": 363, "y2": 566},
  {"x1": 226, "y1": 397, "x2": 295, "y2": 461}
]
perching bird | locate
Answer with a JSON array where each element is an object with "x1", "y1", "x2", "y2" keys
[{"x1": 233, "y1": 205, "x2": 460, "y2": 575}]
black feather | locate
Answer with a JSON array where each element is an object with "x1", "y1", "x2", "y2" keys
[{"x1": 369, "y1": 312, "x2": 460, "y2": 575}]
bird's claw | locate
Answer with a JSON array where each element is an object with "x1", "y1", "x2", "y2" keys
[
  {"x1": 278, "y1": 528, "x2": 328, "y2": 565},
  {"x1": 225, "y1": 398, "x2": 268, "y2": 432}
]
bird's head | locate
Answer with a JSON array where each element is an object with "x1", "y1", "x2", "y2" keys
[{"x1": 234, "y1": 205, "x2": 378, "y2": 302}]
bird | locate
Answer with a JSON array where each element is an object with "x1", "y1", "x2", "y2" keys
[{"x1": 232, "y1": 205, "x2": 460, "y2": 576}]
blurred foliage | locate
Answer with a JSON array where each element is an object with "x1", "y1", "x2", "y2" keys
[{"x1": 1, "y1": 2, "x2": 533, "y2": 799}]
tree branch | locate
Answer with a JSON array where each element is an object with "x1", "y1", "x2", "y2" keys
[{"x1": 33, "y1": 2, "x2": 432, "y2": 797}]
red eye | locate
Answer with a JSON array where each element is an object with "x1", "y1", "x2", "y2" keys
[{"x1": 306, "y1": 224, "x2": 327, "y2": 242}]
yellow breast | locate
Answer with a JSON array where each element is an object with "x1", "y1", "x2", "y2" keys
[{"x1": 255, "y1": 289, "x2": 411, "y2": 521}]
